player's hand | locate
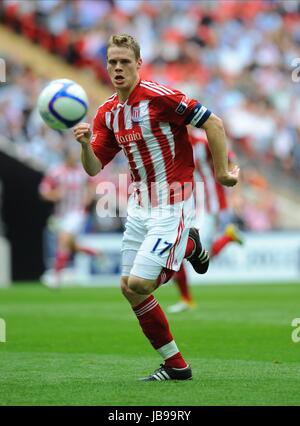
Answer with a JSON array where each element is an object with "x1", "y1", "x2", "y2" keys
[
  {"x1": 73, "y1": 123, "x2": 91, "y2": 145},
  {"x1": 217, "y1": 165, "x2": 240, "y2": 187}
]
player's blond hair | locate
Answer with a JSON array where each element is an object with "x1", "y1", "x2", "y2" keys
[{"x1": 107, "y1": 34, "x2": 141, "y2": 60}]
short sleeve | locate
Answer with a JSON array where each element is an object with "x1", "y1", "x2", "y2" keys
[
  {"x1": 151, "y1": 89, "x2": 211, "y2": 128},
  {"x1": 91, "y1": 107, "x2": 121, "y2": 168}
]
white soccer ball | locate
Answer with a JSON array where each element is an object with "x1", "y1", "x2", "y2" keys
[{"x1": 37, "y1": 79, "x2": 88, "y2": 130}]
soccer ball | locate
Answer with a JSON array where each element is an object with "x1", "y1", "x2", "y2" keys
[{"x1": 37, "y1": 79, "x2": 88, "y2": 130}]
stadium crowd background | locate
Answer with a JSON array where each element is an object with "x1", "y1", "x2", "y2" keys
[{"x1": 1, "y1": 0, "x2": 300, "y2": 233}]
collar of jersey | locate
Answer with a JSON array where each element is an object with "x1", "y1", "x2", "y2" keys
[{"x1": 116, "y1": 78, "x2": 141, "y2": 107}]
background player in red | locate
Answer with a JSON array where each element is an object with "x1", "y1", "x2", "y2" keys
[
  {"x1": 73, "y1": 34, "x2": 239, "y2": 381},
  {"x1": 168, "y1": 128, "x2": 243, "y2": 313},
  {"x1": 39, "y1": 148, "x2": 98, "y2": 287}
]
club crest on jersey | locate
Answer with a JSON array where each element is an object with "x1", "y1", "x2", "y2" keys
[
  {"x1": 131, "y1": 107, "x2": 141, "y2": 122},
  {"x1": 175, "y1": 95, "x2": 189, "y2": 115}
]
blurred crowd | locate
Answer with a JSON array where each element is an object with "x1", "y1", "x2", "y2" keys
[
  {"x1": 2, "y1": 0, "x2": 300, "y2": 175},
  {"x1": 2, "y1": 0, "x2": 300, "y2": 230}
]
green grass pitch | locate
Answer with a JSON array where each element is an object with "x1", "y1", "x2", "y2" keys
[{"x1": 0, "y1": 282, "x2": 300, "y2": 406}]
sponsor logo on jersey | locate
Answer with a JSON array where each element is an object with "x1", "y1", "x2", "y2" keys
[
  {"x1": 175, "y1": 95, "x2": 189, "y2": 115},
  {"x1": 116, "y1": 131, "x2": 143, "y2": 144}
]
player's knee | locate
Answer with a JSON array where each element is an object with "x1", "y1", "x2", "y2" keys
[
  {"x1": 59, "y1": 232, "x2": 74, "y2": 249},
  {"x1": 128, "y1": 276, "x2": 155, "y2": 295},
  {"x1": 120, "y1": 276, "x2": 130, "y2": 298}
]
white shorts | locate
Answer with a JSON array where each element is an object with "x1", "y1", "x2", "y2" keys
[
  {"x1": 198, "y1": 213, "x2": 219, "y2": 251},
  {"x1": 121, "y1": 194, "x2": 195, "y2": 280},
  {"x1": 50, "y1": 211, "x2": 86, "y2": 235}
]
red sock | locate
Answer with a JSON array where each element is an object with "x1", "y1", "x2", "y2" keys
[
  {"x1": 184, "y1": 237, "x2": 195, "y2": 258},
  {"x1": 211, "y1": 235, "x2": 233, "y2": 257},
  {"x1": 173, "y1": 264, "x2": 192, "y2": 302},
  {"x1": 133, "y1": 295, "x2": 187, "y2": 369},
  {"x1": 54, "y1": 249, "x2": 70, "y2": 274},
  {"x1": 76, "y1": 246, "x2": 98, "y2": 256},
  {"x1": 164, "y1": 352, "x2": 188, "y2": 368},
  {"x1": 156, "y1": 268, "x2": 175, "y2": 288}
]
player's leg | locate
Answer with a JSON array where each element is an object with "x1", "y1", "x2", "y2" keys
[
  {"x1": 173, "y1": 264, "x2": 193, "y2": 303},
  {"x1": 125, "y1": 200, "x2": 201, "y2": 381},
  {"x1": 184, "y1": 228, "x2": 210, "y2": 274},
  {"x1": 52, "y1": 212, "x2": 85, "y2": 278},
  {"x1": 67, "y1": 211, "x2": 100, "y2": 256},
  {"x1": 159, "y1": 227, "x2": 209, "y2": 314},
  {"x1": 121, "y1": 276, "x2": 149, "y2": 306},
  {"x1": 54, "y1": 231, "x2": 74, "y2": 278},
  {"x1": 211, "y1": 223, "x2": 243, "y2": 257},
  {"x1": 155, "y1": 225, "x2": 209, "y2": 313},
  {"x1": 167, "y1": 209, "x2": 213, "y2": 312},
  {"x1": 48, "y1": 212, "x2": 92, "y2": 286},
  {"x1": 167, "y1": 264, "x2": 196, "y2": 313},
  {"x1": 120, "y1": 208, "x2": 187, "y2": 378},
  {"x1": 122, "y1": 218, "x2": 189, "y2": 375},
  {"x1": 122, "y1": 217, "x2": 191, "y2": 379},
  {"x1": 74, "y1": 244, "x2": 99, "y2": 256},
  {"x1": 123, "y1": 273, "x2": 192, "y2": 381}
]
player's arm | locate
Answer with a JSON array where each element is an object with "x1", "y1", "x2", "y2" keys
[
  {"x1": 74, "y1": 108, "x2": 121, "y2": 176},
  {"x1": 228, "y1": 149, "x2": 238, "y2": 171},
  {"x1": 154, "y1": 91, "x2": 239, "y2": 187},
  {"x1": 201, "y1": 114, "x2": 239, "y2": 187},
  {"x1": 73, "y1": 123, "x2": 102, "y2": 176},
  {"x1": 40, "y1": 186, "x2": 64, "y2": 202},
  {"x1": 39, "y1": 175, "x2": 64, "y2": 202}
]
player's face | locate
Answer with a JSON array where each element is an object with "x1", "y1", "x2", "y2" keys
[{"x1": 107, "y1": 47, "x2": 142, "y2": 93}]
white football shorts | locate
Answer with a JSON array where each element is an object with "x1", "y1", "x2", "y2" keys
[
  {"x1": 198, "y1": 209, "x2": 233, "y2": 251},
  {"x1": 198, "y1": 212, "x2": 219, "y2": 252},
  {"x1": 50, "y1": 211, "x2": 86, "y2": 235},
  {"x1": 121, "y1": 194, "x2": 196, "y2": 280}
]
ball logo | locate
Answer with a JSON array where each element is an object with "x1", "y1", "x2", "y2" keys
[
  {"x1": 0, "y1": 318, "x2": 6, "y2": 343},
  {"x1": 291, "y1": 58, "x2": 300, "y2": 83}
]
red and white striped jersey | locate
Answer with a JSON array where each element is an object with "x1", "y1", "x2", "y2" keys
[
  {"x1": 39, "y1": 164, "x2": 90, "y2": 217},
  {"x1": 190, "y1": 130, "x2": 233, "y2": 214},
  {"x1": 91, "y1": 79, "x2": 211, "y2": 205}
]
